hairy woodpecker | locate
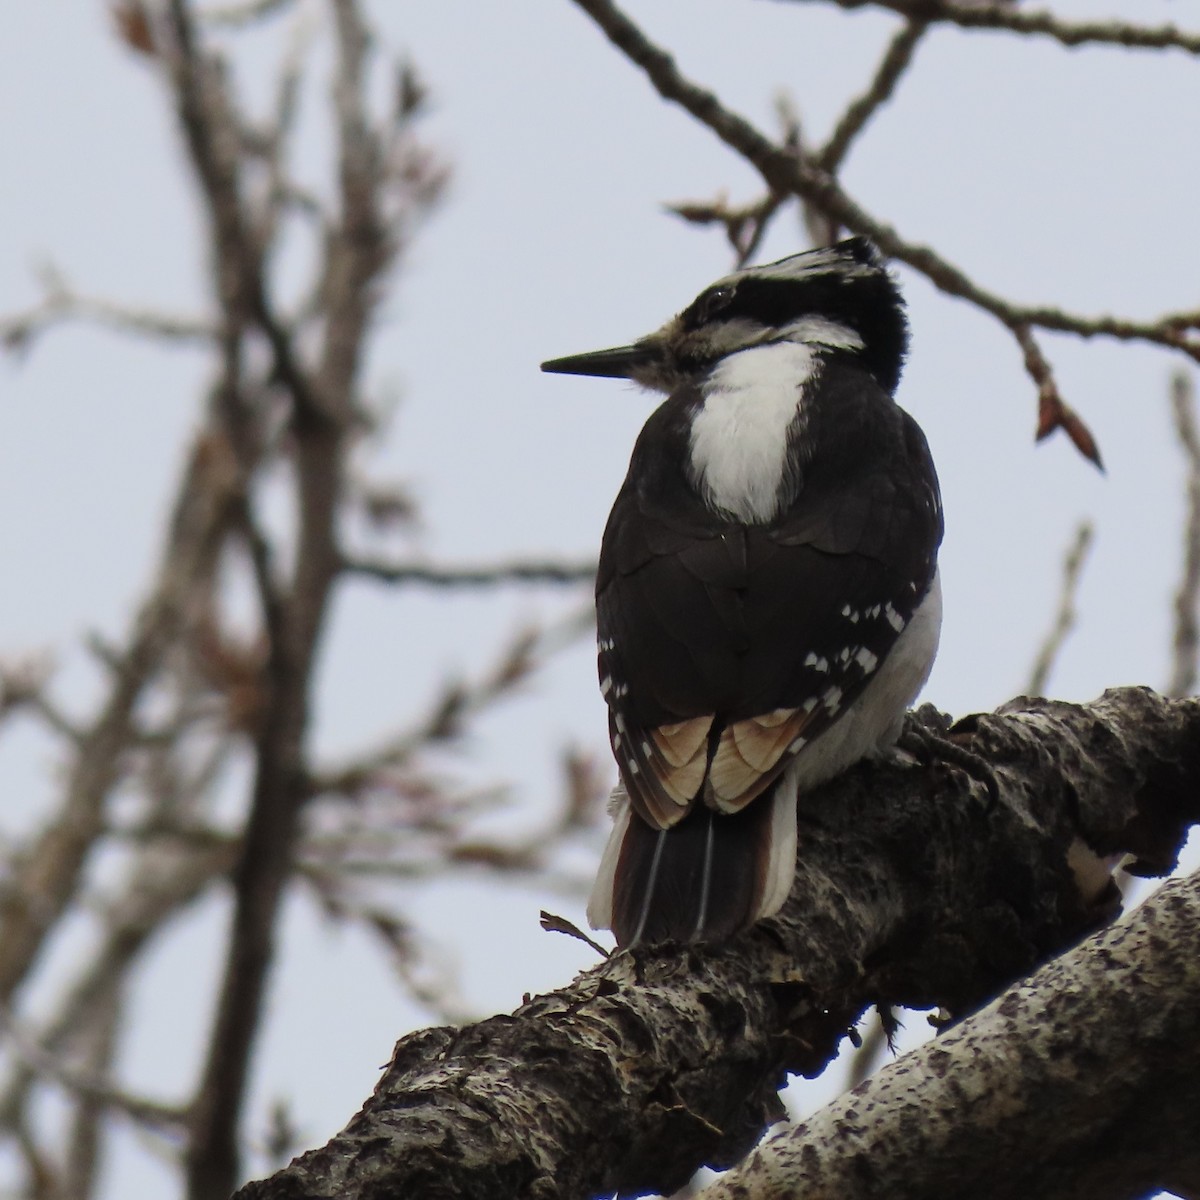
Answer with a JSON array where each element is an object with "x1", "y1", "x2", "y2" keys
[{"x1": 542, "y1": 237, "x2": 943, "y2": 947}]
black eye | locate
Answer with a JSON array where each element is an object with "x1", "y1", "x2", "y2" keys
[{"x1": 683, "y1": 284, "x2": 736, "y2": 330}]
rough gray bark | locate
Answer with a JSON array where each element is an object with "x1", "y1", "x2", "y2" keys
[
  {"x1": 704, "y1": 869, "x2": 1200, "y2": 1200},
  {"x1": 235, "y1": 688, "x2": 1200, "y2": 1200}
]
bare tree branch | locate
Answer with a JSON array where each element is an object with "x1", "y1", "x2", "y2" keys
[
  {"x1": 567, "y1": 0, "x2": 1200, "y2": 466},
  {"x1": 1025, "y1": 519, "x2": 1093, "y2": 696},
  {"x1": 308, "y1": 605, "x2": 594, "y2": 801},
  {"x1": 198, "y1": 0, "x2": 298, "y2": 29},
  {"x1": 817, "y1": 18, "x2": 928, "y2": 172},
  {"x1": 813, "y1": 1, "x2": 1200, "y2": 57},
  {"x1": 1168, "y1": 370, "x2": 1200, "y2": 697},
  {"x1": 0, "y1": 1006, "x2": 187, "y2": 1136},
  {"x1": 0, "y1": 268, "x2": 215, "y2": 356},
  {"x1": 235, "y1": 688, "x2": 1200, "y2": 1200},
  {"x1": 342, "y1": 555, "x2": 597, "y2": 588},
  {"x1": 701, "y1": 868, "x2": 1200, "y2": 1200},
  {"x1": 0, "y1": 430, "x2": 237, "y2": 1006}
]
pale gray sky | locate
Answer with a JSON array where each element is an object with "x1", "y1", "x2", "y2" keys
[{"x1": 0, "y1": 1, "x2": 1197, "y2": 1194}]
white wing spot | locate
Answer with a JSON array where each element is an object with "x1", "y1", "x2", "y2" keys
[
  {"x1": 884, "y1": 602, "x2": 906, "y2": 632},
  {"x1": 802, "y1": 697, "x2": 818, "y2": 714},
  {"x1": 822, "y1": 686, "x2": 843, "y2": 713},
  {"x1": 600, "y1": 676, "x2": 613, "y2": 696},
  {"x1": 804, "y1": 652, "x2": 830, "y2": 673},
  {"x1": 855, "y1": 647, "x2": 879, "y2": 673},
  {"x1": 614, "y1": 714, "x2": 627, "y2": 733},
  {"x1": 628, "y1": 759, "x2": 640, "y2": 775},
  {"x1": 641, "y1": 740, "x2": 653, "y2": 757},
  {"x1": 788, "y1": 736, "x2": 808, "y2": 753}
]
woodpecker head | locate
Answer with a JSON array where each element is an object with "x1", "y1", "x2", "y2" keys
[{"x1": 542, "y1": 237, "x2": 908, "y2": 395}]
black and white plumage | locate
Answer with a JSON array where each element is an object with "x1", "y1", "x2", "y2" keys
[{"x1": 542, "y1": 238, "x2": 943, "y2": 947}]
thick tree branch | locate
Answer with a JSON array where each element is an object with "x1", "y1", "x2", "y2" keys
[
  {"x1": 235, "y1": 688, "x2": 1200, "y2": 1200},
  {"x1": 703, "y1": 869, "x2": 1200, "y2": 1200}
]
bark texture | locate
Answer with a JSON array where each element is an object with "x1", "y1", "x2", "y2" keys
[
  {"x1": 235, "y1": 688, "x2": 1200, "y2": 1200},
  {"x1": 704, "y1": 869, "x2": 1200, "y2": 1200}
]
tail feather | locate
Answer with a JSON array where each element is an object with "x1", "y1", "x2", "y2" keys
[{"x1": 589, "y1": 785, "x2": 798, "y2": 947}]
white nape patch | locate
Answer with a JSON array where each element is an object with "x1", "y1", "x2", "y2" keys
[{"x1": 689, "y1": 342, "x2": 818, "y2": 523}]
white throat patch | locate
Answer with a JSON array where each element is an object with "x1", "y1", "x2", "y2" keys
[{"x1": 688, "y1": 341, "x2": 819, "y2": 523}]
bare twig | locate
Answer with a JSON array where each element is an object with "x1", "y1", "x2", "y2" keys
[
  {"x1": 343, "y1": 555, "x2": 597, "y2": 588},
  {"x1": 0, "y1": 1006, "x2": 188, "y2": 1135},
  {"x1": 0, "y1": 428, "x2": 235, "y2": 1005},
  {"x1": 0, "y1": 268, "x2": 215, "y2": 357},
  {"x1": 818, "y1": 18, "x2": 928, "y2": 172},
  {"x1": 845, "y1": 1008, "x2": 892, "y2": 1090},
  {"x1": 814, "y1": 1, "x2": 1200, "y2": 57},
  {"x1": 568, "y1": 0, "x2": 1200, "y2": 466},
  {"x1": 198, "y1": 0, "x2": 297, "y2": 27},
  {"x1": 539, "y1": 911, "x2": 610, "y2": 959},
  {"x1": 1168, "y1": 371, "x2": 1200, "y2": 697},
  {"x1": 1025, "y1": 521, "x2": 1094, "y2": 697},
  {"x1": 309, "y1": 604, "x2": 594, "y2": 801}
]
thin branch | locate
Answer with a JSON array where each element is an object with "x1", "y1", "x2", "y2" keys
[
  {"x1": 816, "y1": 0, "x2": 1200, "y2": 57},
  {"x1": 845, "y1": 1008, "x2": 891, "y2": 1090},
  {"x1": 1025, "y1": 520, "x2": 1094, "y2": 697},
  {"x1": 0, "y1": 426, "x2": 234, "y2": 1006},
  {"x1": 342, "y1": 555, "x2": 597, "y2": 589},
  {"x1": 0, "y1": 269, "x2": 215, "y2": 357},
  {"x1": 0, "y1": 1006, "x2": 188, "y2": 1135},
  {"x1": 198, "y1": 0, "x2": 298, "y2": 27},
  {"x1": 567, "y1": 0, "x2": 1200, "y2": 467},
  {"x1": 1168, "y1": 370, "x2": 1200, "y2": 697},
  {"x1": 818, "y1": 18, "x2": 928, "y2": 173},
  {"x1": 308, "y1": 603, "x2": 594, "y2": 799}
]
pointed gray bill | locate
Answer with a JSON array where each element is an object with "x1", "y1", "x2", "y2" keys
[{"x1": 541, "y1": 342, "x2": 658, "y2": 379}]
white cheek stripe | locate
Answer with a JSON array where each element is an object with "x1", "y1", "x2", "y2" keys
[{"x1": 688, "y1": 342, "x2": 818, "y2": 524}]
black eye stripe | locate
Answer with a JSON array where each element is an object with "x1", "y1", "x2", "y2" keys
[{"x1": 682, "y1": 284, "x2": 737, "y2": 330}]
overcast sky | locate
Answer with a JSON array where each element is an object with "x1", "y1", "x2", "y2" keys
[{"x1": 1, "y1": 1, "x2": 1198, "y2": 1195}]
